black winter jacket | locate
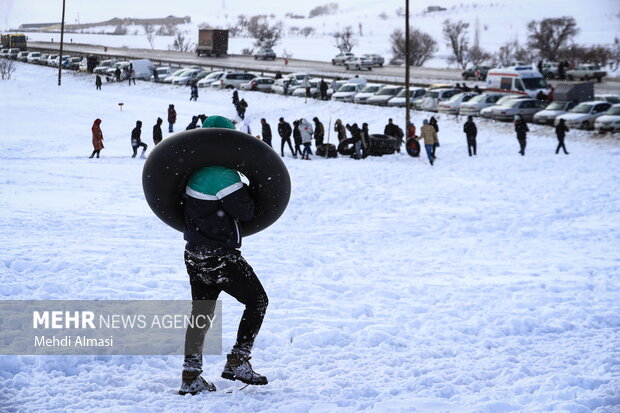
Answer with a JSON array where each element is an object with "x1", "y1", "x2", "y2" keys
[
  {"x1": 183, "y1": 185, "x2": 255, "y2": 249},
  {"x1": 515, "y1": 120, "x2": 529, "y2": 140},
  {"x1": 278, "y1": 122, "x2": 292, "y2": 139},
  {"x1": 262, "y1": 123, "x2": 272, "y2": 139},
  {"x1": 463, "y1": 121, "x2": 477, "y2": 138}
]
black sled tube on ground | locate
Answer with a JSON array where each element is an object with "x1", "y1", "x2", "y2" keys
[
  {"x1": 142, "y1": 128, "x2": 291, "y2": 237},
  {"x1": 406, "y1": 138, "x2": 421, "y2": 157}
]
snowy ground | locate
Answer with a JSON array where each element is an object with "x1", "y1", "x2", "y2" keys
[{"x1": 1, "y1": 63, "x2": 620, "y2": 412}]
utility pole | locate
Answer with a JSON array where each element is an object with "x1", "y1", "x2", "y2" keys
[
  {"x1": 405, "y1": 0, "x2": 411, "y2": 137},
  {"x1": 58, "y1": 0, "x2": 66, "y2": 86}
]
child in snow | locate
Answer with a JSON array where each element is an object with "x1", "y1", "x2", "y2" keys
[{"x1": 179, "y1": 115, "x2": 269, "y2": 395}]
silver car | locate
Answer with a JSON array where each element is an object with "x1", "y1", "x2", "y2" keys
[
  {"x1": 532, "y1": 101, "x2": 577, "y2": 125},
  {"x1": 344, "y1": 57, "x2": 373, "y2": 71},
  {"x1": 437, "y1": 92, "x2": 479, "y2": 115},
  {"x1": 555, "y1": 101, "x2": 612, "y2": 129},
  {"x1": 387, "y1": 87, "x2": 426, "y2": 107},
  {"x1": 354, "y1": 84, "x2": 385, "y2": 104},
  {"x1": 332, "y1": 52, "x2": 355, "y2": 65},
  {"x1": 361, "y1": 53, "x2": 384, "y2": 67},
  {"x1": 486, "y1": 98, "x2": 547, "y2": 122},
  {"x1": 480, "y1": 95, "x2": 530, "y2": 118},
  {"x1": 459, "y1": 93, "x2": 504, "y2": 116},
  {"x1": 366, "y1": 86, "x2": 404, "y2": 106}
]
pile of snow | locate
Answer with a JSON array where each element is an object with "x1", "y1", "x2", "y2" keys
[{"x1": 0, "y1": 63, "x2": 619, "y2": 412}]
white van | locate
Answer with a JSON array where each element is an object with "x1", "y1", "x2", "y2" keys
[
  {"x1": 485, "y1": 66, "x2": 550, "y2": 98},
  {"x1": 130, "y1": 59, "x2": 155, "y2": 81}
]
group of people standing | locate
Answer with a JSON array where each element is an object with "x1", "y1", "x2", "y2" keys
[{"x1": 268, "y1": 117, "x2": 323, "y2": 160}]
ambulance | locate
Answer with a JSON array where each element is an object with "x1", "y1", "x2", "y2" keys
[{"x1": 485, "y1": 66, "x2": 550, "y2": 98}]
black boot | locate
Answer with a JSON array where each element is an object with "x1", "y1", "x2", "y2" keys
[
  {"x1": 221, "y1": 354, "x2": 268, "y2": 385},
  {"x1": 179, "y1": 371, "x2": 216, "y2": 395}
]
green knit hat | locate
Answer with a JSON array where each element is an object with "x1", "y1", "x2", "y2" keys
[{"x1": 202, "y1": 115, "x2": 236, "y2": 129}]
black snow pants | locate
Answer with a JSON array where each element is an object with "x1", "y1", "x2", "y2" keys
[
  {"x1": 131, "y1": 142, "x2": 148, "y2": 157},
  {"x1": 467, "y1": 136, "x2": 477, "y2": 156},
  {"x1": 518, "y1": 138, "x2": 527, "y2": 155},
  {"x1": 556, "y1": 137, "x2": 568, "y2": 154},
  {"x1": 183, "y1": 246, "x2": 268, "y2": 375}
]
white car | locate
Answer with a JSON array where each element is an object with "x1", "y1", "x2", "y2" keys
[
  {"x1": 241, "y1": 77, "x2": 276, "y2": 92},
  {"x1": 26, "y1": 52, "x2": 42, "y2": 64},
  {"x1": 163, "y1": 68, "x2": 189, "y2": 84},
  {"x1": 291, "y1": 79, "x2": 321, "y2": 98},
  {"x1": 387, "y1": 87, "x2": 426, "y2": 107},
  {"x1": 594, "y1": 104, "x2": 620, "y2": 133},
  {"x1": 16, "y1": 51, "x2": 29, "y2": 61},
  {"x1": 480, "y1": 95, "x2": 530, "y2": 118},
  {"x1": 272, "y1": 78, "x2": 302, "y2": 95},
  {"x1": 45, "y1": 54, "x2": 58, "y2": 66},
  {"x1": 485, "y1": 98, "x2": 547, "y2": 122},
  {"x1": 326, "y1": 80, "x2": 347, "y2": 99},
  {"x1": 151, "y1": 67, "x2": 172, "y2": 82},
  {"x1": 458, "y1": 93, "x2": 504, "y2": 116},
  {"x1": 213, "y1": 71, "x2": 256, "y2": 89},
  {"x1": 366, "y1": 86, "x2": 404, "y2": 106},
  {"x1": 331, "y1": 82, "x2": 365, "y2": 102},
  {"x1": 532, "y1": 101, "x2": 577, "y2": 125},
  {"x1": 0, "y1": 48, "x2": 9, "y2": 58},
  {"x1": 344, "y1": 57, "x2": 373, "y2": 71},
  {"x1": 332, "y1": 52, "x2": 355, "y2": 65},
  {"x1": 105, "y1": 61, "x2": 131, "y2": 80},
  {"x1": 555, "y1": 101, "x2": 613, "y2": 130},
  {"x1": 354, "y1": 84, "x2": 385, "y2": 104},
  {"x1": 172, "y1": 69, "x2": 205, "y2": 86},
  {"x1": 197, "y1": 71, "x2": 224, "y2": 87},
  {"x1": 414, "y1": 88, "x2": 460, "y2": 112},
  {"x1": 93, "y1": 59, "x2": 116, "y2": 74},
  {"x1": 437, "y1": 92, "x2": 479, "y2": 115}
]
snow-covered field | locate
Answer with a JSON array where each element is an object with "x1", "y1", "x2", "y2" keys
[
  {"x1": 9, "y1": 0, "x2": 620, "y2": 70},
  {"x1": 1, "y1": 63, "x2": 620, "y2": 412}
]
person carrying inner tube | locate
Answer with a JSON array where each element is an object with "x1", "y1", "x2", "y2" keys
[{"x1": 179, "y1": 115, "x2": 269, "y2": 396}]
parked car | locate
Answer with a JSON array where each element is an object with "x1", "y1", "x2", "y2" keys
[
  {"x1": 326, "y1": 80, "x2": 348, "y2": 99},
  {"x1": 367, "y1": 86, "x2": 404, "y2": 106},
  {"x1": 26, "y1": 51, "x2": 42, "y2": 64},
  {"x1": 387, "y1": 87, "x2": 426, "y2": 107},
  {"x1": 241, "y1": 77, "x2": 276, "y2": 92},
  {"x1": 16, "y1": 51, "x2": 29, "y2": 61},
  {"x1": 151, "y1": 67, "x2": 172, "y2": 82},
  {"x1": 354, "y1": 84, "x2": 385, "y2": 104},
  {"x1": 163, "y1": 68, "x2": 190, "y2": 84},
  {"x1": 594, "y1": 104, "x2": 620, "y2": 133},
  {"x1": 461, "y1": 65, "x2": 491, "y2": 81},
  {"x1": 540, "y1": 62, "x2": 559, "y2": 79},
  {"x1": 332, "y1": 52, "x2": 355, "y2": 65},
  {"x1": 437, "y1": 92, "x2": 479, "y2": 115},
  {"x1": 361, "y1": 53, "x2": 384, "y2": 67},
  {"x1": 93, "y1": 59, "x2": 117, "y2": 74},
  {"x1": 214, "y1": 71, "x2": 257, "y2": 89},
  {"x1": 8, "y1": 48, "x2": 20, "y2": 59},
  {"x1": 197, "y1": 71, "x2": 225, "y2": 87},
  {"x1": 254, "y1": 48, "x2": 276, "y2": 60},
  {"x1": 0, "y1": 48, "x2": 10, "y2": 58},
  {"x1": 594, "y1": 95, "x2": 620, "y2": 104},
  {"x1": 65, "y1": 56, "x2": 83, "y2": 70},
  {"x1": 566, "y1": 64, "x2": 607, "y2": 82},
  {"x1": 458, "y1": 93, "x2": 504, "y2": 116},
  {"x1": 105, "y1": 61, "x2": 131, "y2": 80},
  {"x1": 485, "y1": 98, "x2": 547, "y2": 122},
  {"x1": 272, "y1": 78, "x2": 300, "y2": 95},
  {"x1": 414, "y1": 88, "x2": 460, "y2": 111},
  {"x1": 292, "y1": 79, "x2": 322, "y2": 98},
  {"x1": 554, "y1": 101, "x2": 612, "y2": 129},
  {"x1": 172, "y1": 69, "x2": 206, "y2": 85},
  {"x1": 331, "y1": 82, "x2": 366, "y2": 102},
  {"x1": 532, "y1": 101, "x2": 577, "y2": 125},
  {"x1": 344, "y1": 57, "x2": 373, "y2": 71},
  {"x1": 45, "y1": 54, "x2": 58, "y2": 66},
  {"x1": 480, "y1": 95, "x2": 530, "y2": 118}
]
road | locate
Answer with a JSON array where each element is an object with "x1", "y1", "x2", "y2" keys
[{"x1": 29, "y1": 41, "x2": 620, "y2": 93}]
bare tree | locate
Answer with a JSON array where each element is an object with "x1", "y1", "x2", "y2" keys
[
  {"x1": 247, "y1": 16, "x2": 284, "y2": 48},
  {"x1": 527, "y1": 17, "x2": 579, "y2": 61},
  {"x1": 390, "y1": 28, "x2": 437, "y2": 66},
  {"x1": 333, "y1": 26, "x2": 357, "y2": 53},
  {"x1": 168, "y1": 31, "x2": 194, "y2": 52},
  {"x1": 443, "y1": 19, "x2": 469, "y2": 69},
  {"x1": 610, "y1": 37, "x2": 620, "y2": 71},
  {"x1": 467, "y1": 18, "x2": 491, "y2": 66},
  {"x1": 143, "y1": 24, "x2": 156, "y2": 49},
  {"x1": 495, "y1": 39, "x2": 531, "y2": 66},
  {"x1": 0, "y1": 58, "x2": 16, "y2": 80}
]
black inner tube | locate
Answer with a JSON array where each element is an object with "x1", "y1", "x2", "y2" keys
[{"x1": 142, "y1": 128, "x2": 291, "y2": 237}]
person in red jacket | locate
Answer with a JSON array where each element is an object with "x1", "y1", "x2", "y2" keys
[{"x1": 89, "y1": 118, "x2": 104, "y2": 158}]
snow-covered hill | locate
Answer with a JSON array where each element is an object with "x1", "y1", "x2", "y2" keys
[
  {"x1": 0, "y1": 62, "x2": 619, "y2": 412},
  {"x1": 6, "y1": 0, "x2": 620, "y2": 68}
]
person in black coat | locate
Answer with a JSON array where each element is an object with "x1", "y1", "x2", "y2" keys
[
  {"x1": 555, "y1": 118, "x2": 570, "y2": 155},
  {"x1": 278, "y1": 118, "x2": 295, "y2": 157},
  {"x1": 153, "y1": 117, "x2": 163, "y2": 145},
  {"x1": 186, "y1": 116, "x2": 199, "y2": 130},
  {"x1": 313, "y1": 117, "x2": 325, "y2": 148},
  {"x1": 514, "y1": 115, "x2": 529, "y2": 156},
  {"x1": 131, "y1": 120, "x2": 147, "y2": 158},
  {"x1": 232, "y1": 89, "x2": 239, "y2": 106},
  {"x1": 319, "y1": 79, "x2": 328, "y2": 100},
  {"x1": 236, "y1": 99, "x2": 248, "y2": 120},
  {"x1": 260, "y1": 118, "x2": 272, "y2": 147},
  {"x1": 292, "y1": 120, "x2": 302, "y2": 157},
  {"x1": 95, "y1": 75, "x2": 102, "y2": 90},
  {"x1": 463, "y1": 116, "x2": 477, "y2": 156}
]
